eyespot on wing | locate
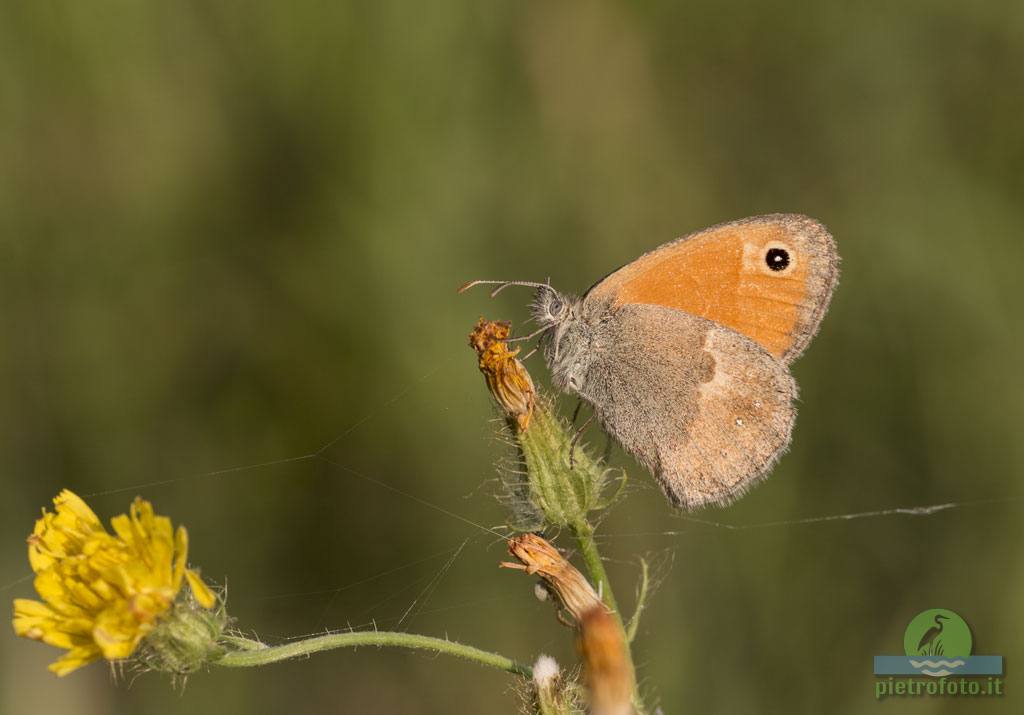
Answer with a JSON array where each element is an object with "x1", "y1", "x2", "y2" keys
[{"x1": 585, "y1": 214, "x2": 839, "y2": 364}]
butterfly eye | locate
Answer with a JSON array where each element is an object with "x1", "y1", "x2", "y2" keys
[
  {"x1": 765, "y1": 247, "x2": 791, "y2": 272},
  {"x1": 549, "y1": 297, "x2": 564, "y2": 314}
]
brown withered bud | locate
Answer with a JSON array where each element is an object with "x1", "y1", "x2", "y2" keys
[
  {"x1": 502, "y1": 533, "x2": 634, "y2": 715},
  {"x1": 578, "y1": 608, "x2": 634, "y2": 715},
  {"x1": 468, "y1": 318, "x2": 536, "y2": 431},
  {"x1": 499, "y1": 533, "x2": 605, "y2": 624}
]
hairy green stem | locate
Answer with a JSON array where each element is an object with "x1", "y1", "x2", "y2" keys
[
  {"x1": 214, "y1": 631, "x2": 532, "y2": 678},
  {"x1": 571, "y1": 519, "x2": 620, "y2": 615}
]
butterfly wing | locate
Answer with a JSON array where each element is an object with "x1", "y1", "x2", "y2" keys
[
  {"x1": 577, "y1": 303, "x2": 796, "y2": 509},
  {"x1": 585, "y1": 214, "x2": 838, "y2": 364}
]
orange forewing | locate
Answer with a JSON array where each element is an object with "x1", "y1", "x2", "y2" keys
[{"x1": 586, "y1": 215, "x2": 834, "y2": 361}]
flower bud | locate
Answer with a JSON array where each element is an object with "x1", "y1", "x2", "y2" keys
[
  {"x1": 578, "y1": 608, "x2": 633, "y2": 715},
  {"x1": 531, "y1": 654, "x2": 576, "y2": 715},
  {"x1": 135, "y1": 594, "x2": 229, "y2": 678},
  {"x1": 501, "y1": 533, "x2": 604, "y2": 623},
  {"x1": 469, "y1": 318, "x2": 536, "y2": 430},
  {"x1": 502, "y1": 533, "x2": 634, "y2": 715}
]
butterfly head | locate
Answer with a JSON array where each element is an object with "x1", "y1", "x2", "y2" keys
[
  {"x1": 457, "y1": 278, "x2": 580, "y2": 361},
  {"x1": 529, "y1": 286, "x2": 586, "y2": 374}
]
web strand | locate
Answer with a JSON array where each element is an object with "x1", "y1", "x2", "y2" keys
[
  {"x1": 258, "y1": 545, "x2": 467, "y2": 603},
  {"x1": 600, "y1": 497, "x2": 1016, "y2": 539},
  {"x1": 313, "y1": 362, "x2": 447, "y2": 458},
  {"x1": 80, "y1": 454, "x2": 319, "y2": 498},
  {"x1": 393, "y1": 539, "x2": 468, "y2": 632},
  {"x1": 0, "y1": 574, "x2": 33, "y2": 594},
  {"x1": 317, "y1": 457, "x2": 508, "y2": 540}
]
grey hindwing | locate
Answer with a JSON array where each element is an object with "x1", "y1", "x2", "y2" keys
[{"x1": 575, "y1": 302, "x2": 797, "y2": 509}]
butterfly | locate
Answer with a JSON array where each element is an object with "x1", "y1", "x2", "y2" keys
[{"x1": 464, "y1": 214, "x2": 838, "y2": 509}]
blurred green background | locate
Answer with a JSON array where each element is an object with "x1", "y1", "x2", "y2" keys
[{"x1": 1, "y1": 1, "x2": 1021, "y2": 713}]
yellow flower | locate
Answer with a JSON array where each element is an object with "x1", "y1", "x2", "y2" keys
[{"x1": 12, "y1": 489, "x2": 217, "y2": 676}]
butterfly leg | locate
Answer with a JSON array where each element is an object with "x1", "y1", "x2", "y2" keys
[
  {"x1": 505, "y1": 325, "x2": 551, "y2": 343},
  {"x1": 568, "y1": 412, "x2": 595, "y2": 469},
  {"x1": 570, "y1": 399, "x2": 584, "y2": 425}
]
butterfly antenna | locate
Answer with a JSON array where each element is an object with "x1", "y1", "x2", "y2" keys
[
  {"x1": 458, "y1": 279, "x2": 554, "y2": 299},
  {"x1": 504, "y1": 324, "x2": 552, "y2": 343}
]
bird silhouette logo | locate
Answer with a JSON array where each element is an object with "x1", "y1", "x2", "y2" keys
[
  {"x1": 873, "y1": 607, "x2": 1002, "y2": 687},
  {"x1": 903, "y1": 609, "x2": 972, "y2": 659},
  {"x1": 915, "y1": 613, "x2": 950, "y2": 656}
]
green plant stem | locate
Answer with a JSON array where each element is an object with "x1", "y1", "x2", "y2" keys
[
  {"x1": 215, "y1": 631, "x2": 532, "y2": 678},
  {"x1": 571, "y1": 519, "x2": 620, "y2": 615}
]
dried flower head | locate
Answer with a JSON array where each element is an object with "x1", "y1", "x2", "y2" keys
[
  {"x1": 500, "y1": 533, "x2": 604, "y2": 623},
  {"x1": 502, "y1": 534, "x2": 633, "y2": 714},
  {"x1": 469, "y1": 318, "x2": 536, "y2": 430},
  {"x1": 12, "y1": 489, "x2": 217, "y2": 675}
]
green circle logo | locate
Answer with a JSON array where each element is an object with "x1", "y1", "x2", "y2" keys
[{"x1": 903, "y1": 609, "x2": 972, "y2": 657}]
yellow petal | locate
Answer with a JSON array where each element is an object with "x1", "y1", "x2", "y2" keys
[
  {"x1": 38, "y1": 626, "x2": 83, "y2": 650},
  {"x1": 49, "y1": 646, "x2": 102, "y2": 677},
  {"x1": 151, "y1": 515, "x2": 174, "y2": 547},
  {"x1": 15, "y1": 601, "x2": 95, "y2": 649},
  {"x1": 23, "y1": 613, "x2": 96, "y2": 649},
  {"x1": 128, "y1": 498, "x2": 154, "y2": 550},
  {"x1": 185, "y1": 569, "x2": 217, "y2": 609},
  {"x1": 12, "y1": 598, "x2": 56, "y2": 639},
  {"x1": 54, "y1": 490, "x2": 102, "y2": 528},
  {"x1": 32, "y1": 571, "x2": 69, "y2": 609},
  {"x1": 86, "y1": 538, "x2": 131, "y2": 580},
  {"x1": 13, "y1": 598, "x2": 54, "y2": 619},
  {"x1": 89, "y1": 577, "x2": 117, "y2": 601},
  {"x1": 172, "y1": 526, "x2": 189, "y2": 592},
  {"x1": 67, "y1": 579, "x2": 107, "y2": 611},
  {"x1": 93, "y1": 606, "x2": 145, "y2": 659},
  {"x1": 28, "y1": 516, "x2": 57, "y2": 573},
  {"x1": 148, "y1": 516, "x2": 176, "y2": 585},
  {"x1": 109, "y1": 514, "x2": 134, "y2": 548}
]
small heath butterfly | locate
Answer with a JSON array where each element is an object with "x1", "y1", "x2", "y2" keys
[{"x1": 464, "y1": 214, "x2": 838, "y2": 509}]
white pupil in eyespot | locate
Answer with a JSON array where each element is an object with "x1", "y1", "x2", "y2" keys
[{"x1": 765, "y1": 248, "x2": 790, "y2": 271}]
